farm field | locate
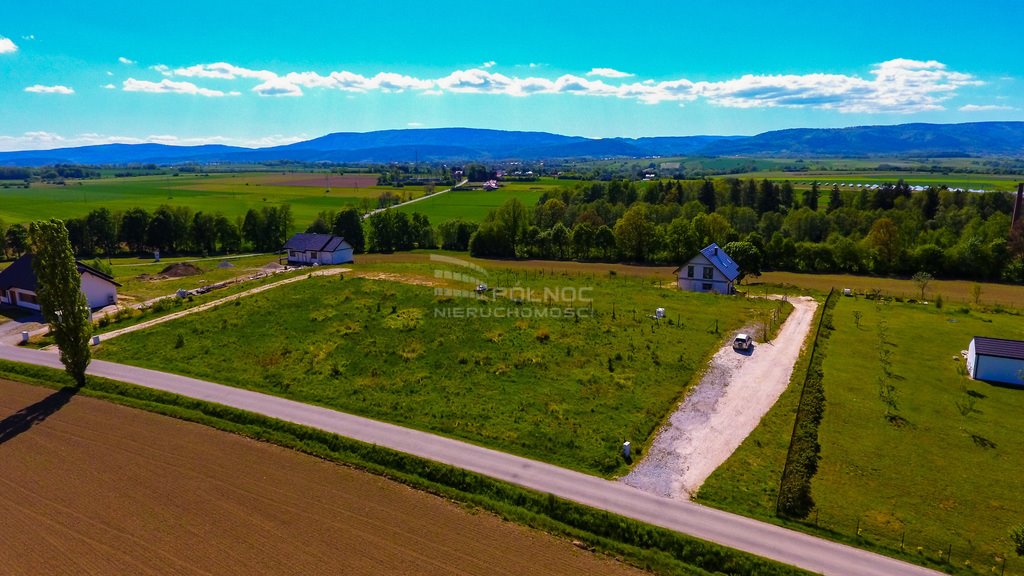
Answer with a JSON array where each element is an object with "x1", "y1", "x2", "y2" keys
[
  {"x1": 395, "y1": 178, "x2": 573, "y2": 222},
  {"x1": 699, "y1": 296, "x2": 1024, "y2": 575},
  {"x1": 0, "y1": 172, "x2": 432, "y2": 229},
  {"x1": 95, "y1": 260, "x2": 781, "y2": 476},
  {"x1": 725, "y1": 170, "x2": 1022, "y2": 191},
  {"x1": 750, "y1": 271, "x2": 1024, "y2": 307},
  {"x1": 0, "y1": 379, "x2": 641, "y2": 576}
]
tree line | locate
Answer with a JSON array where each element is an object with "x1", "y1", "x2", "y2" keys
[
  {"x1": 0, "y1": 205, "x2": 295, "y2": 259},
  {"x1": 454, "y1": 178, "x2": 1023, "y2": 282}
]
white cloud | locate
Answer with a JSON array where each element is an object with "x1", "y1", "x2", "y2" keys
[
  {"x1": 122, "y1": 78, "x2": 233, "y2": 97},
  {"x1": 959, "y1": 103, "x2": 1016, "y2": 112},
  {"x1": 21, "y1": 34, "x2": 35, "y2": 41},
  {"x1": 106, "y1": 70, "x2": 114, "y2": 76},
  {"x1": 118, "y1": 56, "x2": 136, "y2": 65},
  {"x1": 25, "y1": 84, "x2": 75, "y2": 94},
  {"x1": 528, "y1": 63, "x2": 542, "y2": 68},
  {"x1": 102, "y1": 83, "x2": 116, "y2": 89},
  {"x1": 407, "y1": 122, "x2": 424, "y2": 127},
  {"x1": 481, "y1": 60, "x2": 496, "y2": 68},
  {"x1": 125, "y1": 58, "x2": 980, "y2": 113},
  {"x1": 252, "y1": 77, "x2": 303, "y2": 97},
  {"x1": 0, "y1": 36, "x2": 17, "y2": 54},
  {"x1": 587, "y1": 67, "x2": 634, "y2": 78}
]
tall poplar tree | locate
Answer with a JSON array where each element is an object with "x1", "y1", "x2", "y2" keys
[{"x1": 29, "y1": 219, "x2": 92, "y2": 386}]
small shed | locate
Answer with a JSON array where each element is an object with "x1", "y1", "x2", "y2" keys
[
  {"x1": 283, "y1": 233, "x2": 354, "y2": 266},
  {"x1": 675, "y1": 243, "x2": 740, "y2": 295},
  {"x1": 966, "y1": 336, "x2": 1024, "y2": 386}
]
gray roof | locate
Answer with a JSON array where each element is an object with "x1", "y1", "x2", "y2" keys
[
  {"x1": 283, "y1": 233, "x2": 350, "y2": 253},
  {"x1": 973, "y1": 336, "x2": 1024, "y2": 361},
  {"x1": 699, "y1": 243, "x2": 741, "y2": 281},
  {"x1": 0, "y1": 253, "x2": 121, "y2": 292}
]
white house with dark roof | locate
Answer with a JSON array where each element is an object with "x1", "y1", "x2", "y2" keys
[
  {"x1": 676, "y1": 243, "x2": 740, "y2": 295},
  {"x1": 283, "y1": 233, "x2": 354, "y2": 266},
  {"x1": 967, "y1": 336, "x2": 1024, "y2": 386},
  {"x1": 0, "y1": 254, "x2": 120, "y2": 311}
]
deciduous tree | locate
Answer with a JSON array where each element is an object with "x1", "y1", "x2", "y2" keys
[{"x1": 29, "y1": 219, "x2": 92, "y2": 386}]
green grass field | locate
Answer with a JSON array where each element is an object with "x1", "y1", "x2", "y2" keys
[
  {"x1": 699, "y1": 295, "x2": 1024, "y2": 575},
  {"x1": 750, "y1": 271, "x2": 1024, "y2": 308},
  {"x1": 395, "y1": 179, "x2": 573, "y2": 222},
  {"x1": 0, "y1": 172, "x2": 432, "y2": 230},
  {"x1": 727, "y1": 171, "x2": 1022, "y2": 192},
  {"x1": 94, "y1": 260, "x2": 779, "y2": 477}
]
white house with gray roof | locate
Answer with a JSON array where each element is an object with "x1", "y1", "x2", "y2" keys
[{"x1": 676, "y1": 243, "x2": 740, "y2": 295}]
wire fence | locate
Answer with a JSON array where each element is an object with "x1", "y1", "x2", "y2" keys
[{"x1": 797, "y1": 507, "x2": 1018, "y2": 576}]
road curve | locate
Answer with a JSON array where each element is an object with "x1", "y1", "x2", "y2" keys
[{"x1": 0, "y1": 345, "x2": 940, "y2": 576}]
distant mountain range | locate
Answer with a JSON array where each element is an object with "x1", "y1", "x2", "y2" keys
[{"x1": 1, "y1": 122, "x2": 1022, "y2": 166}]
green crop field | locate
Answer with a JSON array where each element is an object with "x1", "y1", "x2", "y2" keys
[
  {"x1": 699, "y1": 294, "x2": 1024, "y2": 575},
  {"x1": 94, "y1": 259, "x2": 781, "y2": 477},
  {"x1": 395, "y1": 179, "x2": 573, "y2": 222},
  {"x1": 0, "y1": 172, "x2": 431, "y2": 230}
]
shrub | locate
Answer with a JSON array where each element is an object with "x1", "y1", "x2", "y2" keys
[{"x1": 1011, "y1": 523, "x2": 1024, "y2": 556}]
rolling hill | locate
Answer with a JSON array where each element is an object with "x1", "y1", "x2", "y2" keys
[{"x1": 0, "y1": 122, "x2": 1021, "y2": 166}]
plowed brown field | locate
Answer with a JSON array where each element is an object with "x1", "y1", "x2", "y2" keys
[{"x1": 0, "y1": 380, "x2": 642, "y2": 576}]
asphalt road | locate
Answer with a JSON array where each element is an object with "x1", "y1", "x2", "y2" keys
[{"x1": 0, "y1": 345, "x2": 941, "y2": 576}]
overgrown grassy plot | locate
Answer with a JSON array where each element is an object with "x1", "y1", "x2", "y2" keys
[
  {"x1": 812, "y1": 298, "x2": 1024, "y2": 573},
  {"x1": 700, "y1": 295, "x2": 1024, "y2": 575},
  {"x1": 95, "y1": 271, "x2": 777, "y2": 477}
]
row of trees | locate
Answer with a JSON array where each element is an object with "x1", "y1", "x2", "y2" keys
[{"x1": 0, "y1": 205, "x2": 294, "y2": 259}]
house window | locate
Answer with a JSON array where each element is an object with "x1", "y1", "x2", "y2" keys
[
  {"x1": 310, "y1": 251, "x2": 318, "y2": 259},
  {"x1": 702, "y1": 283, "x2": 713, "y2": 291},
  {"x1": 18, "y1": 291, "x2": 38, "y2": 305},
  {"x1": 686, "y1": 265, "x2": 694, "y2": 278},
  {"x1": 702, "y1": 266, "x2": 714, "y2": 280}
]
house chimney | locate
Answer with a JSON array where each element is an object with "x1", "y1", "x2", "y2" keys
[
  {"x1": 1012, "y1": 183, "x2": 1024, "y2": 233},
  {"x1": 713, "y1": 246, "x2": 718, "y2": 255}
]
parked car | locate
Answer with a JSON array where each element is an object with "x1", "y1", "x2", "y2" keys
[{"x1": 733, "y1": 333, "x2": 752, "y2": 351}]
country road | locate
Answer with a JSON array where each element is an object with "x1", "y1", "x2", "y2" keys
[
  {"x1": 363, "y1": 179, "x2": 468, "y2": 219},
  {"x1": 0, "y1": 344, "x2": 942, "y2": 576}
]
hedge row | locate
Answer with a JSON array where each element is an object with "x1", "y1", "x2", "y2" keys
[
  {"x1": 776, "y1": 289, "x2": 838, "y2": 518},
  {"x1": 0, "y1": 360, "x2": 810, "y2": 576}
]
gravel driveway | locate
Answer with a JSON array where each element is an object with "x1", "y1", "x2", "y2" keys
[{"x1": 621, "y1": 296, "x2": 819, "y2": 499}]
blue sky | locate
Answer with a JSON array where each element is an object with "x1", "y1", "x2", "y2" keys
[{"x1": 1, "y1": 0, "x2": 1022, "y2": 150}]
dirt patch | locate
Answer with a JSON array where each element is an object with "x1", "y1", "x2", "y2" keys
[
  {"x1": 621, "y1": 296, "x2": 819, "y2": 499},
  {"x1": 160, "y1": 262, "x2": 203, "y2": 277},
  {"x1": 351, "y1": 271, "x2": 439, "y2": 287},
  {"x1": 276, "y1": 174, "x2": 378, "y2": 188},
  {"x1": 0, "y1": 379, "x2": 641, "y2": 576},
  {"x1": 262, "y1": 262, "x2": 284, "y2": 271}
]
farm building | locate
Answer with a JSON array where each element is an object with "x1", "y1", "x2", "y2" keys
[
  {"x1": 675, "y1": 243, "x2": 740, "y2": 295},
  {"x1": 283, "y1": 233, "x2": 354, "y2": 266},
  {"x1": 966, "y1": 337, "x2": 1024, "y2": 386},
  {"x1": 0, "y1": 254, "x2": 120, "y2": 311}
]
